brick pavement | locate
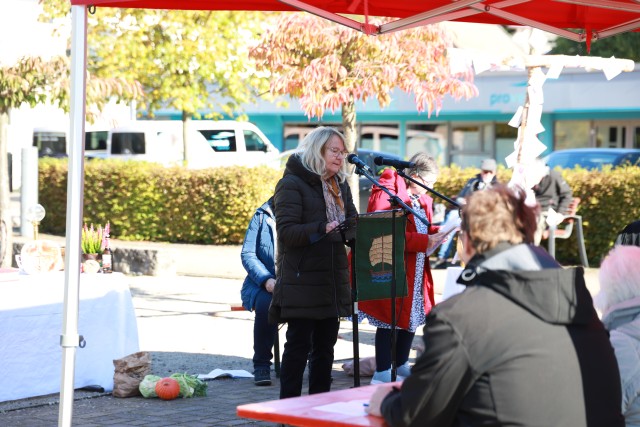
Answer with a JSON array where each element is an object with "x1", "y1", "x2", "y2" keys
[{"x1": 0, "y1": 368, "x2": 360, "y2": 427}]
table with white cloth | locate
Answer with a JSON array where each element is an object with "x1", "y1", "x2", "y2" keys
[{"x1": 0, "y1": 271, "x2": 139, "y2": 402}]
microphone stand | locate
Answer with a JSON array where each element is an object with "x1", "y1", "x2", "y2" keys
[
  {"x1": 354, "y1": 165, "x2": 430, "y2": 227},
  {"x1": 396, "y1": 170, "x2": 461, "y2": 209},
  {"x1": 352, "y1": 164, "x2": 425, "y2": 382}
]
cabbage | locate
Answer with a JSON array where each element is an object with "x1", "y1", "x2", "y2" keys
[
  {"x1": 138, "y1": 375, "x2": 162, "y2": 398},
  {"x1": 170, "y1": 373, "x2": 194, "y2": 398},
  {"x1": 169, "y1": 373, "x2": 208, "y2": 397}
]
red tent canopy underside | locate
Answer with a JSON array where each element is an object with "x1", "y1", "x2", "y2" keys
[{"x1": 68, "y1": 0, "x2": 640, "y2": 37}]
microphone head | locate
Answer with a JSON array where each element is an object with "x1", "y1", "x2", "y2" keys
[
  {"x1": 346, "y1": 153, "x2": 359, "y2": 164},
  {"x1": 373, "y1": 156, "x2": 384, "y2": 166}
]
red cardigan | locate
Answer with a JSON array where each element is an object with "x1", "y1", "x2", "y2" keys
[{"x1": 358, "y1": 169, "x2": 439, "y2": 329}]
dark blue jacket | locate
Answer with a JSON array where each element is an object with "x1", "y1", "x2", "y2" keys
[{"x1": 240, "y1": 200, "x2": 276, "y2": 311}]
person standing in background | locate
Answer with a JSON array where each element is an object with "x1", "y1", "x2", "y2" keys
[
  {"x1": 359, "y1": 153, "x2": 441, "y2": 384},
  {"x1": 240, "y1": 197, "x2": 278, "y2": 386},
  {"x1": 269, "y1": 126, "x2": 357, "y2": 399},
  {"x1": 433, "y1": 158, "x2": 498, "y2": 269}
]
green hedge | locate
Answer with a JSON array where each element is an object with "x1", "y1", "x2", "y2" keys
[
  {"x1": 38, "y1": 159, "x2": 640, "y2": 266},
  {"x1": 431, "y1": 165, "x2": 640, "y2": 266},
  {"x1": 39, "y1": 158, "x2": 281, "y2": 244}
]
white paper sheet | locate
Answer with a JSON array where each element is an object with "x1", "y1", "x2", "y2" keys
[
  {"x1": 427, "y1": 215, "x2": 461, "y2": 256},
  {"x1": 197, "y1": 369, "x2": 254, "y2": 380}
]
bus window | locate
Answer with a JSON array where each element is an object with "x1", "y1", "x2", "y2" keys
[
  {"x1": 33, "y1": 130, "x2": 67, "y2": 158},
  {"x1": 85, "y1": 131, "x2": 108, "y2": 151},
  {"x1": 112, "y1": 132, "x2": 146, "y2": 154}
]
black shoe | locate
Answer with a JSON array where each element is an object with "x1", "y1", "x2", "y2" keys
[
  {"x1": 253, "y1": 368, "x2": 271, "y2": 386},
  {"x1": 433, "y1": 258, "x2": 448, "y2": 269}
]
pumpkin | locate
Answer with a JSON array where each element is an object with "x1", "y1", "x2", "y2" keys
[{"x1": 155, "y1": 377, "x2": 180, "y2": 400}]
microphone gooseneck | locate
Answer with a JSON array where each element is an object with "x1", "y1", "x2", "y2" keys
[
  {"x1": 373, "y1": 156, "x2": 416, "y2": 170},
  {"x1": 347, "y1": 154, "x2": 373, "y2": 173}
]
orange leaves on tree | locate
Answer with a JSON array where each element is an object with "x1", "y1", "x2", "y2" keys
[{"x1": 249, "y1": 13, "x2": 477, "y2": 121}]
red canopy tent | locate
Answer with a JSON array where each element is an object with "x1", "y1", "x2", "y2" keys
[
  {"x1": 70, "y1": 0, "x2": 640, "y2": 46},
  {"x1": 58, "y1": 1, "x2": 640, "y2": 425}
]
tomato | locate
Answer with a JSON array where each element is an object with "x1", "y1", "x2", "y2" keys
[{"x1": 155, "y1": 377, "x2": 180, "y2": 400}]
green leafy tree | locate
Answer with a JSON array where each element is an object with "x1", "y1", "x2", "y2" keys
[
  {"x1": 551, "y1": 33, "x2": 640, "y2": 62},
  {"x1": 0, "y1": 55, "x2": 142, "y2": 267},
  {"x1": 42, "y1": 2, "x2": 273, "y2": 163},
  {"x1": 250, "y1": 13, "x2": 478, "y2": 199}
]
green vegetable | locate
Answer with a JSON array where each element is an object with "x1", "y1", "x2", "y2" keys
[
  {"x1": 138, "y1": 375, "x2": 162, "y2": 398},
  {"x1": 170, "y1": 372, "x2": 207, "y2": 397}
]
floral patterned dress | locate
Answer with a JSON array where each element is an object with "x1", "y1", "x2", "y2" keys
[{"x1": 363, "y1": 195, "x2": 428, "y2": 333}]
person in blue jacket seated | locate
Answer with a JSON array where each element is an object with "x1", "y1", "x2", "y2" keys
[
  {"x1": 240, "y1": 197, "x2": 278, "y2": 386},
  {"x1": 366, "y1": 184, "x2": 624, "y2": 427}
]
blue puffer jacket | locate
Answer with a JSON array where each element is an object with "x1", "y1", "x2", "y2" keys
[{"x1": 240, "y1": 200, "x2": 276, "y2": 311}]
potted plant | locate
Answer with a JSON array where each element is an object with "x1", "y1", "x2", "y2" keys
[{"x1": 82, "y1": 223, "x2": 105, "y2": 256}]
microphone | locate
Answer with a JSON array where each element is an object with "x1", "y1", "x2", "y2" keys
[
  {"x1": 347, "y1": 154, "x2": 373, "y2": 173},
  {"x1": 373, "y1": 156, "x2": 415, "y2": 170}
]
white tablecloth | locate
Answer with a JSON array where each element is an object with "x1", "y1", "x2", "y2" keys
[{"x1": 0, "y1": 272, "x2": 139, "y2": 402}]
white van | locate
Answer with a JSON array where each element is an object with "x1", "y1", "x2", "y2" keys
[
  {"x1": 188, "y1": 120, "x2": 280, "y2": 168},
  {"x1": 33, "y1": 126, "x2": 109, "y2": 158},
  {"x1": 99, "y1": 120, "x2": 280, "y2": 169}
]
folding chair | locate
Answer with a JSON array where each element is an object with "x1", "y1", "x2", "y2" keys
[{"x1": 546, "y1": 197, "x2": 589, "y2": 267}]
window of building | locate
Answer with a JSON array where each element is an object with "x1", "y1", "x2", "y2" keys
[
  {"x1": 449, "y1": 123, "x2": 492, "y2": 168},
  {"x1": 495, "y1": 123, "x2": 518, "y2": 167},
  {"x1": 554, "y1": 120, "x2": 590, "y2": 150},
  {"x1": 359, "y1": 124, "x2": 400, "y2": 155},
  {"x1": 406, "y1": 122, "x2": 447, "y2": 165}
]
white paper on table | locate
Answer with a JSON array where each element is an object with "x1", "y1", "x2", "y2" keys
[
  {"x1": 197, "y1": 369, "x2": 254, "y2": 380},
  {"x1": 427, "y1": 215, "x2": 461, "y2": 256},
  {"x1": 313, "y1": 400, "x2": 369, "y2": 417}
]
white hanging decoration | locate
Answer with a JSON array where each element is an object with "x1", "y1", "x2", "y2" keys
[{"x1": 508, "y1": 106, "x2": 524, "y2": 128}]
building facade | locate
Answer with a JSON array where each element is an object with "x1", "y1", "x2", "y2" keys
[{"x1": 156, "y1": 64, "x2": 640, "y2": 169}]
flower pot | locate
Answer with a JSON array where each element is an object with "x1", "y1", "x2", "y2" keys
[{"x1": 82, "y1": 253, "x2": 102, "y2": 273}]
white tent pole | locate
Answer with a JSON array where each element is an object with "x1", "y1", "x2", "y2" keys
[{"x1": 58, "y1": 5, "x2": 87, "y2": 427}]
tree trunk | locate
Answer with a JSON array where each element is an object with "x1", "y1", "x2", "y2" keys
[
  {"x1": 342, "y1": 101, "x2": 360, "y2": 212},
  {"x1": 182, "y1": 111, "x2": 190, "y2": 167},
  {"x1": 0, "y1": 112, "x2": 13, "y2": 267}
]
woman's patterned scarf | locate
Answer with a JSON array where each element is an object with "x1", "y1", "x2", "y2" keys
[{"x1": 322, "y1": 176, "x2": 345, "y2": 225}]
